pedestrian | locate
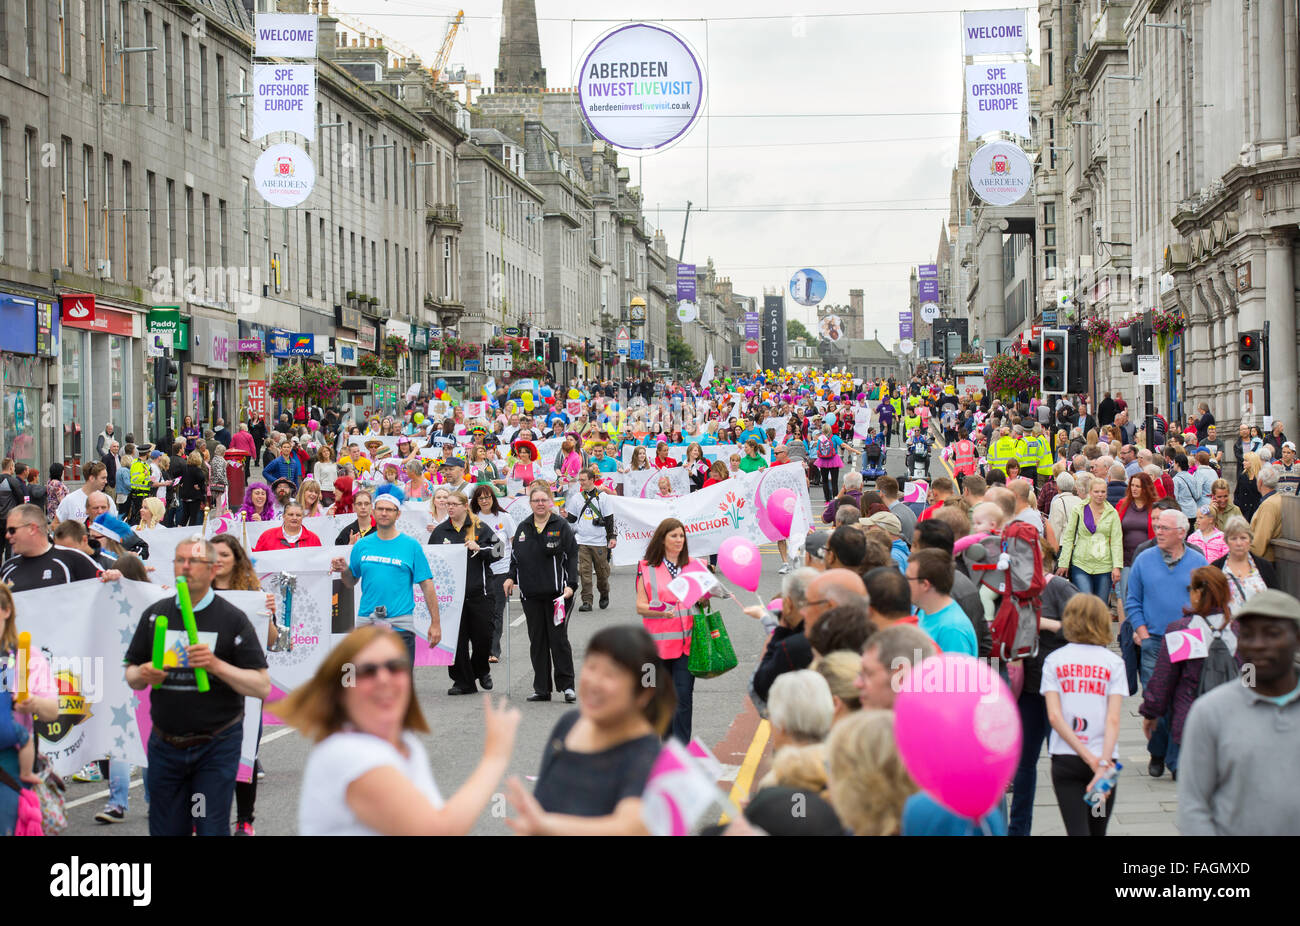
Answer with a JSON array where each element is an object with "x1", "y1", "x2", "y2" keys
[
  {"x1": 1187, "y1": 504, "x2": 1228, "y2": 562},
  {"x1": 1249, "y1": 465, "x2": 1284, "y2": 563},
  {"x1": 569, "y1": 468, "x2": 616, "y2": 612},
  {"x1": 504, "y1": 483, "x2": 578, "y2": 703},
  {"x1": 505, "y1": 626, "x2": 669, "y2": 835},
  {"x1": 123, "y1": 537, "x2": 270, "y2": 836},
  {"x1": 813, "y1": 423, "x2": 845, "y2": 503},
  {"x1": 1179, "y1": 589, "x2": 1300, "y2": 835},
  {"x1": 1234, "y1": 451, "x2": 1263, "y2": 522},
  {"x1": 906, "y1": 548, "x2": 978, "y2": 656},
  {"x1": 1041, "y1": 593, "x2": 1127, "y2": 836},
  {"x1": 827, "y1": 709, "x2": 916, "y2": 836},
  {"x1": 331, "y1": 490, "x2": 443, "y2": 667},
  {"x1": 635, "y1": 518, "x2": 715, "y2": 742},
  {"x1": 430, "y1": 492, "x2": 499, "y2": 696},
  {"x1": 1212, "y1": 516, "x2": 1278, "y2": 612},
  {"x1": 471, "y1": 485, "x2": 512, "y2": 664},
  {"x1": 0, "y1": 584, "x2": 58, "y2": 836},
  {"x1": 279, "y1": 626, "x2": 520, "y2": 835},
  {"x1": 180, "y1": 451, "x2": 209, "y2": 527},
  {"x1": 1055, "y1": 474, "x2": 1122, "y2": 601}
]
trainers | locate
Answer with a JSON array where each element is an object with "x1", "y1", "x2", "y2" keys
[
  {"x1": 94, "y1": 806, "x2": 126, "y2": 824},
  {"x1": 563, "y1": 688, "x2": 577, "y2": 703},
  {"x1": 234, "y1": 822, "x2": 256, "y2": 836},
  {"x1": 73, "y1": 762, "x2": 104, "y2": 783},
  {"x1": 255, "y1": 760, "x2": 266, "y2": 781},
  {"x1": 778, "y1": 563, "x2": 792, "y2": 575}
]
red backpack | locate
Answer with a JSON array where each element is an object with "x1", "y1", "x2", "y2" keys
[{"x1": 965, "y1": 520, "x2": 1045, "y2": 660}]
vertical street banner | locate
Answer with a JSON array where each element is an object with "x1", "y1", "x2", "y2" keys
[
  {"x1": 676, "y1": 264, "x2": 696, "y2": 302},
  {"x1": 899, "y1": 310, "x2": 914, "y2": 340},
  {"x1": 918, "y1": 264, "x2": 939, "y2": 304},
  {"x1": 965, "y1": 62, "x2": 1030, "y2": 140},
  {"x1": 762, "y1": 295, "x2": 786, "y2": 372},
  {"x1": 253, "y1": 65, "x2": 316, "y2": 141},
  {"x1": 744, "y1": 311, "x2": 760, "y2": 339}
]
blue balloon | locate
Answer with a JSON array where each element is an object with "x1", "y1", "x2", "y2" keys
[
  {"x1": 540, "y1": 386, "x2": 553, "y2": 399},
  {"x1": 435, "y1": 378, "x2": 447, "y2": 391}
]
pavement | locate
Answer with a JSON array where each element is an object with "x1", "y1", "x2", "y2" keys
[{"x1": 60, "y1": 435, "x2": 1180, "y2": 835}]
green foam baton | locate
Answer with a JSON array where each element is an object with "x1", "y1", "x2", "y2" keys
[
  {"x1": 151, "y1": 615, "x2": 168, "y2": 689},
  {"x1": 175, "y1": 578, "x2": 210, "y2": 693}
]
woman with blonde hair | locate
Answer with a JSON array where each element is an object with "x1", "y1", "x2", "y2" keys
[
  {"x1": 297, "y1": 477, "x2": 326, "y2": 518},
  {"x1": 628, "y1": 446, "x2": 650, "y2": 472},
  {"x1": 816, "y1": 651, "x2": 864, "y2": 724},
  {"x1": 1214, "y1": 516, "x2": 1278, "y2": 611},
  {"x1": 1041, "y1": 594, "x2": 1127, "y2": 836},
  {"x1": 313, "y1": 445, "x2": 338, "y2": 504},
  {"x1": 760, "y1": 743, "x2": 829, "y2": 798},
  {"x1": 826, "y1": 709, "x2": 917, "y2": 836},
  {"x1": 277, "y1": 626, "x2": 520, "y2": 835},
  {"x1": 137, "y1": 496, "x2": 167, "y2": 530},
  {"x1": 1234, "y1": 451, "x2": 1264, "y2": 522}
]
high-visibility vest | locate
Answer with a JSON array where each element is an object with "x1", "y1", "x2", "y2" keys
[
  {"x1": 638, "y1": 559, "x2": 709, "y2": 660},
  {"x1": 904, "y1": 414, "x2": 922, "y2": 434},
  {"x1": 129, "y1": 459, "x2": 152, "y2": 495},
  {"x1": 989, "y1": 436, "x2": 1018, "y2": 471},
  {"x1": 1020, "y1": 437, "x2": 1043, "y2": 472},
  {"x1": 890, "y1": 397, "x2": 903, "y2": 417},
  {"x1": 953, "y1": 440, "x2": 977, "y2": 476},
  {"x1": 1033, "y1": 435, "x2": 1054, "y2": 471}
]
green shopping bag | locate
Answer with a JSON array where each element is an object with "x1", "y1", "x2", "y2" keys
[{"x1": 687, "y1": 605, "x2": 738, "y2": 679}]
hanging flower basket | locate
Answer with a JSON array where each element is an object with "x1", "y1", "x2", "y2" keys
[
  {"x1": 986, "y1": 353, "x2": 1037, "y2": 399},
  {"x1": 358, "y1": 354, "x2": 395, "y2": 378},
  {"x1": 1151, "y1": 308, "x2": 1186, "y2": 354},
  {"x1": 268, "y1": 362, "x2": 307, "y2": 401},
  {"x1": 384, "y1": 335, "x2": 410, "y2": 358},
  {"x1": 303, "y1": 363, "x2": 342, "y2": 404},
  {"x1": 1085, "y1": 316, "x2": 1111, "y2": 352},
  {"x1": 954, "y1": 350, "x2": 984, "y2": 365}
]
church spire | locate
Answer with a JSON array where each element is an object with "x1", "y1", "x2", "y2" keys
[{"x1": 494, "y1": 0, "x2": 547, "y2": 91}]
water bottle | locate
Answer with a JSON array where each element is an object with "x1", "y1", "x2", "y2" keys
[
  {"x1": 371, "y1": 605, "x2": 389, "y2": 629},
  {"x1": 1083, "y1": 760, "x2": 1122, "y2": 807}
]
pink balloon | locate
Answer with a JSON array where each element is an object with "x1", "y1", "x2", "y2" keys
[
  {"x1": 766, "y1": 488, "x2": 797, "y2": 539},
  {"x1": 893, "y1": 655, "x2": 1021, "y2": 820},
  {"x1": 754, "y1": 490, "x2": 785, "y2": 542},
  {"x1": 718, "y1": 536, "x2": 762, "y2": 592}
]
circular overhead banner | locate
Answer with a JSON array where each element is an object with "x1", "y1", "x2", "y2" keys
[
  {"x1": 676, "y1": 302, "x2": 698, "y2": 323},
  {"x1": 920, "y1": 302, "x2": 941, "y2": 324},
  {"x1": 899, "y1": 338, "x2": 915, "y2": 354},
  {"x1": 968, "y1": 140, "x2": 1032, "y2": 206},
  {"x1": 789, "y1": 268, "x2": 827, "y2": 306},
  {"x1": 745, "y1": 339, "x2": 759, "y2": 355},
  {"x1": 254, "y1": 143, "x2": 315, "y2": 208},
  {"x1": 819, "y1": 315, "x2": 845, "y2": 341},
  {"x1": 576, "y1": 23, "x2": 705, "y2": 151}
]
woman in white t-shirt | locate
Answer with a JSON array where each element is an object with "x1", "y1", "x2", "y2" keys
[
  {"x1": 273, "y1": 625, "x2": 520, "y2": 835},
  {"x1": 1040, "y1": 593, "x2": 1129, "y2": 836}
]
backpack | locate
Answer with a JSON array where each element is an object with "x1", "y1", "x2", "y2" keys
[
  {"x1": 817, "y1": 435, "x2": 834, "y2": 460},
  {"x1": 1196, "y1": 624, "x2": 1240, "y2": 696},
  {"x1": 967, "y1": 520, "x2": 1045, "y2": 660}
]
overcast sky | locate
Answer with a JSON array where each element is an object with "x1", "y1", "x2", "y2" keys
[{"x1": 334, "y1": 0, "x2": 1038, "y2": 347}]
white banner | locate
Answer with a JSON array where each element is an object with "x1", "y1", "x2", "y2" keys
[
  {"x1": 965, "y1": 62, "x2": 1030, "y2": 141},
  {"x1": 607, "y1": 462, "x2": 812, "y2": 566},
  {"x1": 621, "y1": 443, "x2": 742, "y2": 466},
  {"x1": 254, "y1": 13, "x2": 319, "y2": 58},
  {"x1": 961, "y1": 9, "x2": 1028, "y2": 56},
  {"x1": 253, "y1": 65, "x2": 316, "y2": 141},
  {"x1": 623, "y1": 466, "x2": 691, "y2": 499}
]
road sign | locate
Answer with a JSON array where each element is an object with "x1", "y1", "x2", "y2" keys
[
  {"x1": 1137, "y1": 355, "x2": 1161, "y2": 386},
  {"x1": 484, "y1": 352, "x2": 511, "y2": 372},
  {"x1": 630, "y1": 340, "x2": 644, "y2": 360},
  {"x1": 1042, "y1": 310, "x2": 1057, "y2": 325},
  {"x1": 617, "y1": 325, "x2": 630, "y2": 355},
  {"x1": 464, "y1": 360, "x2": 479, "y2": 372},
  {"x1": 745, "y1": 339, "x2": 759, "y2": 355}
]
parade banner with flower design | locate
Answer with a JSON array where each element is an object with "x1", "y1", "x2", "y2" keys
[{"x1": 607, "y1": 463, "x2": 812, "y2": 565}]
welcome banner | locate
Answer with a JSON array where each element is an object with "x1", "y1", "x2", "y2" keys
[{"x1": 606, "y1": 462, "x2": 812, "y2": 566}]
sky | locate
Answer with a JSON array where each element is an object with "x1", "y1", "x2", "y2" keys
[{"x1": 329, "y1": 0, "x2": 1038, "y2": 348}]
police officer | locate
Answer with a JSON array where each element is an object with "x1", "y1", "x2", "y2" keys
[
  {"x1": 125, "y1": 443, "x2": 155, "y2": 525},
  {"x1": 503, "y1": 482, "x2": 579, "y2": 703}
]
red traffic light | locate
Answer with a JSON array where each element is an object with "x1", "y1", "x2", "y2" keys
[
  {"x1": 1240, "y1": 334, "x2": 1256, "y2": 349},
  {"x1": 1044, "y1": 338, "x2": 1060, "y2": 352}
]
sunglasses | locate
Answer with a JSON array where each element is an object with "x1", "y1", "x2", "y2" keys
[
  {"x1": 354, "y1": 658, "x2": 411, "y2": 681},
  {"x1": 4, "y1": 524, "x2": 35, "y2": 535}
]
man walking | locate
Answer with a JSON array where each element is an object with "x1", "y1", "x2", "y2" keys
[{"x1": 569, "y1": 467, "x2": 616, "y2": 612}]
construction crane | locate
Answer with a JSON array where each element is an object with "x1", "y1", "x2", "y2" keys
[{"x1": 430, "y1": 10, "x2": 464, "y2": 84}]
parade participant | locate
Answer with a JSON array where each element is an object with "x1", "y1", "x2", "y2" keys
[
  {"x1": 628, "y1": 446, "x2": 650, "y2": 472},
  {"x1": 874, "y1": 475, "x2": 917, "y2": 545},
  {"x1": 268, "y1": 478, "x2": 295, "y2": 519},
  {"x1": 1, "y1": 584, "x2": 57, "y2": 834},
  {"x1": 472, "y1": 485, "x2": 512, "y2": 663},
  {"x1": 506, "y1": 626, "x2": 668, "y2": 835},
  {"x1": 1179, "y1": 589, "x2": 1300, "y2": 836},
  {"x1": 948, "y1": 428, "x2": 978, "y2": 489},
  {"x1": 683, "y1": 443, "x2": 710, "y2": 491},
  {"x1": 2, "y1": 505, "x2": 105, "y2": 589},
  {"x1": 652, "y1": 441, "x2": 678, "y2": 468},
  {"x1": 334, "y1": 488, "x2": 375, "y2": 545},
  {"x1": 635, "y1": 518, "x2": 713, "y2": 742},
  {"x1": 570, "y1": 468, "x2": 616, "y2": 612},
  {"x1": 281, "y1": 627, "x2": 520, "y2": 836},
  {"x1": 402, "y1": 460, "x2": 431, "y2": 501},
  {"x1": 237, "y1": 481, "x2": 275, "y2": 522},
  {"x1": 54, "y1": 461, "x2": 116, "y2": 525},
  {"x1": 253, "y1": 502, "x2": 322, "y2": 551},
  {"x1": 124, "y1": 537, "x2": 270, "y2": 836},
  {"x1": 296, "y1": 477, "x2": 326, "y2": 518},
  {"x1": 428, "y1": 486, "x2": 451, "y2": 528},
  {"x1": 1041, "y1": 594, "x2": 1127, "y2": 836},
  {"x1": 505, "y1": 483, "x2": 578, "y2": 703},
  {"x1": 823, "y1": 471, "x2": 863, "y2": 525},
  {"x1": 728, "y1": 452, "x2": 742, "y2": 476},
  {"x1": 813, "y1": 423, "x2": 845, "y2": 503},
  {"x1": 1056, "y1": 475, "x2": 1123, "y2": 601},
  {"x1": 702, "y1": 459, "x2": 729, "y2": 489},
  {"x1": 431, "y1": 492, "x2": 500, "y2": 696},
  {"x1": 510, "y1": 440, "x2": 539, "y2": 487},
  {"x1": 313, "y1": 445, "x2": 338, "y2": 504}
]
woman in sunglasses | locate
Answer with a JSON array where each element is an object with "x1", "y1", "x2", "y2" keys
[{"x1": 277, "y1": 625, "x2": 521, "y2": 835}]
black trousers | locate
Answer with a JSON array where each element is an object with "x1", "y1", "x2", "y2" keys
[
  {"x1": 820, "y1": 466, "x2": 840, "y2": 502},
  {"x1": 1050, "y1": 754, "x2": 1116, "y2": 836},
  {"x1": 487, "y1": 572, "x2": 507, "y2": 658},
  {"x1": 521, "y1": 593, "x2": 576, "y2": 695},
  {"x1": 449, "y1": 591, "x2": 493, "y2": 691},
  {"x1": 183, "y1": 499, "x2": 205, "y2": 526}
]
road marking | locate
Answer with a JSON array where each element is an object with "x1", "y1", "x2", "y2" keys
[
  {"x1": 65, "y1": 726, "x2": 298, "y2": 810},
  {"x1": 720, "y1": 718, "x2": 770, "y2": 824},
  {"x1": 511, "y1": 614, "x2": 526, "y2": 627}
]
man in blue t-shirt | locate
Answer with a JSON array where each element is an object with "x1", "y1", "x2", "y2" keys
[
  {"x1": 907, "y1": 548, "x2": 978, "y2": 656},
  {"x1": 331, "y1": 492, "x2": 442, "y2": 665}
]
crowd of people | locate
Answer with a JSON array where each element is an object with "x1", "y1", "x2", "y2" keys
[{"x1": 1, "y1": 365, "x2": 1298, "y2": 838}]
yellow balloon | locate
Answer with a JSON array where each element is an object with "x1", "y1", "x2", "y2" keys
[
  {"x1": 523, "y1": 394, "x2": 535, "y2": 412},
  {"x1": 568, "y1": 389, "x2": 579, "y2": 400}
]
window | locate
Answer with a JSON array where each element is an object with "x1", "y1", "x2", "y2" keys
[
  {"x1": 383, "y1": 239, "x2": 390, "y2": 308},
  {"x1": 347, "y1": 121, "x2": 354, "y2": 187},
  {"x1": 166, "y1": 178, "x2": 176, "y2": 268},
  {"x1": 101, "y1": 154, "x2": 112, "y2": 270},
  {"x1": 218, "y1": 199, "x2": 228, "y2": 270},
  {"x1": 80, "y1": 0, "x2": 89, "y2": 84},
  {"x1": 241, "y1": 178, "x2": 251, "y2": 289},
  {"x1": 118, "y1": 1, "x2": 129, "y2": 101},
  {"x1": 305, "y1": 214, "x2": 313, "y2": 298},
  {"x1": 405, "y1": 248, "x2": 411, "y2": 312},
  {"x1": 337, "y1": 226, "x2": 344, "y2": 297},
  {"x1": 0, "y1": 123, "x2": 5, "y2": 262},
  {"x1": 443, "y1": 237, "x2": 452, "y2": 299},
  {"x1": 382, "y1": 135, "x2": 389, "y2": 200},
  {"x1": 1043, "y1": 202, "x2": 1056, "y2": 225},
  {"x1": 350, "y1": 232, "x2": 356, "y2": 290},
  {"x1": 24, "y1": 129, "x2": 36, "y2": 269},
  {"x1": 215, "y1": 55, "x2": 225, "y2": 146},
  {"x1": 59, "y1": 0, "x2": 70, "y2": 74},
  {"x1": 99, "y1": 0, "x2": 109, "y2": 94},
  {"x1": 185, "y1": 186, "x2": 194, "y2": 267},
  {"x1": 24, "y1": 0, "x2": 35, "y2": 76},
  {"x1": 202, "y1": 192, "x2": 211, "y2": 269},
  {"x1": 82, "y1": 144, "x2": 93, "y2": 270},
  {"x1": 1044, "y1": 228, "x2": 1056, "y2": 247},
  {"x1": 368, "y1": 134, "x2": 375, "y2": 201},
  {"x1": 199, "y1": 45, "x2": 208, "y2": 139},
  {"x1": 163, "y1": 22, "x2": 173, "y2": 122},
  {"x1": 121, "y1": 161, "x2": 132, "y2": 279},
  {"x1": 146, "y1": 170, "x2": 156, "y2": 273},
  {"x1": 143, "y1": 11, "x2": 153, "y2": 110},
  {"x1": 282, "y1": 211, "x2": 290, "y2": 293},
  {"x1": 319, "y1": 217, "x2": 325, "y2": 296},
  {"x1": 238, "y1": 67, "x2": 248, "y2": 138},
  {"x1": 181, "y1": 35, "x2": 191, "y2": 131},
  {"x1": 393, "y1": 242, "x2": 400, "y2": 311}
]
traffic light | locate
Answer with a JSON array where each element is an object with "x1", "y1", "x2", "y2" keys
[
  {"x1": 1238, "y1": 330, "x2": 1262, "y2": 372},
  {"x1": 1066, "y1": 328, "x2": 1088, "y2": 394},
  {"x1": 1041, "y1": 327, "x2": 1068, "y2": 394},
  {"x1": 548, "y1": 335, "x2": 561, "y2": 363},
  {"x1": 1119, "y1": 320, "x2": 1146, "y2": 374},
  {"x1": 532, "y1": 338, "x2": 547, "y2": 363},
  {"x1": 584, "y1": 338, "x2": 596, "y2": 363},
  {"x1": 1025, "y1": 333, "x2": 1042, "y2": 383},
  {"x1": 155, "y1": 356, "x2": 179, "y2": 396}
]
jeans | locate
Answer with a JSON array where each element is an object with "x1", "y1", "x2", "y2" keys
[
  {"x1": 1008, "y1": 688, "x2": 1049, "y2": 836},
  {"x1": 1069, "y1": 566, "x2": 1113, "y2": 604},
  {"x1": 395, "y1": 629, "x2": 416, "y2": 668},
  {"x1": 145, "y1": 721, "x2": 243, "y2": 836},
  {"x1": 665, "y1": 654, "x2": 695, "y2": 743},
  {"x1": 108, "y1": 759, "x2": 132, "y2": 812},
  {"x1": 1139, "y1": 636, "x2": 1170, "y2": 761}
]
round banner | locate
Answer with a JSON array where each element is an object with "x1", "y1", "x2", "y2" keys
[
  {"x1": 968, "y1": 140, "x2": 1032, "y2": 207},
  {"x1": 576, "y1": 23, "x2": 705, "y2": 151},
  {"x1": 819, "y1": 314, "x2": 845, "y2": 341},
  {"x1": 676, "y1": 302, "x2": 699, "y2": 323},
  {"x1": 920, "y1": 302, "x2": 941, "y2": 324},
  {"x1": 254, "y1": 143, "x2": 315, "y2": 208},
  {"x1": 789, "y1": 268, "x2": 827, "y2": 307},
  {"x1": 745, "y1": 339, "x2": 759, "y2": 355},
  {"x1": 899, "y1": 338, "x2": 915, "y2": 354}
]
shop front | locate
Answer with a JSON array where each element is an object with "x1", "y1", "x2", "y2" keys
[
  {"x1": 62, "y1": 299, "x2": 140, "y2": 479},
  {"x1": 0, "y1": 292, "x2": 58, "y2": 473},
  {"x1": 237, "y1": 321, "x2": 271, "y2": 426},
  {"x1": 189, "y1": 315, "x2": 237, "y2": 430}
]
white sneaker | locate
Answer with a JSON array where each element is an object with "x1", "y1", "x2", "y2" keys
[
  {"x1": 563, "y1": 688, "x2": 577, "y2": 703},
  {"x1": 778, "y1": 563, "x2": 792, "y2": 575}
]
